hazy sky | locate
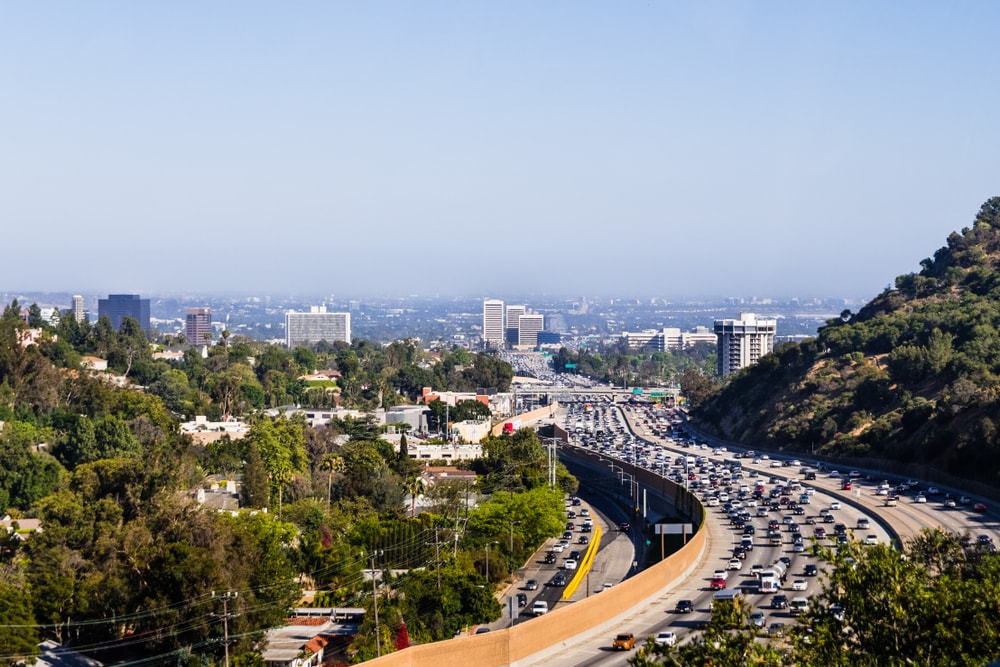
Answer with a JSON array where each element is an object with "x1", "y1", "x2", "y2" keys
[{"x1": 3, "y1": 2, "x2": 998, "y2": 301}]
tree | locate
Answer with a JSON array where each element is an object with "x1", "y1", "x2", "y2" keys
[
  {"x1": 241, "y1": 440, "x2": 270, "y2": 509},
  {"x1": 0, "y1": 581, "x2": 39, "y2": 662}
]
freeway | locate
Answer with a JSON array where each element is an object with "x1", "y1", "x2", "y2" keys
[{"x1": 513, "y1": 399, "x2": 999, "y2": 665}]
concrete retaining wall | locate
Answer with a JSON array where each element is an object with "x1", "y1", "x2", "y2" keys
[{"x1": 364, "y1": 521, "x2": 706, "y2": 667}]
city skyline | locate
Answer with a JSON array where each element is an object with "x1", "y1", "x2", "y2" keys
[{"x1": 3, "y1": 3, "x2": 999, "y2": 299}]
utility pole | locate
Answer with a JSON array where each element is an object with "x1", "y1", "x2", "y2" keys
[
  {"x1": 369, "y1": 550, "x2": 384, "y2": 657},
  {"x1": 211, "y1": 591, "x2": 239, "y2": 667},
  {"x1": 430, "y1": 529, "x2": 442, "y2": 591}
]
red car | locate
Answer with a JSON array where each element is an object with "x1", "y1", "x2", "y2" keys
[
  {"x1": 975, "y1": 503, "x2": 988, "y2": 512},
  {"x1": 710, "y1": 577, "x2": 727, "y2": 591}
]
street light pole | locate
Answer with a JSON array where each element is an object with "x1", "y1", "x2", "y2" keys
[
  {"x1": 485, "y1": 541, "x2": 499, "y2": 584},
  {"x1": 510, "y1": 520, "x2": 521, "y2": 555}
]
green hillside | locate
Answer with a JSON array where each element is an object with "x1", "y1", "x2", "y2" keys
[{"x1": 691, "y1": 197, "x2": 1000, "y2": 489}]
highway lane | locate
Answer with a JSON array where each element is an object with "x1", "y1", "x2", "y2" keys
[
  {"x1": 521, "y1": 399, "x2": 996, "y2": 663},
  {"x1": 506, "y1": 397, "x2": 1000, "y2": 665}
]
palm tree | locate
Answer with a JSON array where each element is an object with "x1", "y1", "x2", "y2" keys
[
  {"x1": 404, "y1": 476, "x2": 424, "y2": 517},
  {"x1": 320, "y1": 454, "x2": 345, "y2": 507}
]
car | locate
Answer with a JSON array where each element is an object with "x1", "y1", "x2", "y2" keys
[
  {"x1": 927, "y1": 486, "x2": 940, "y2": 495},
  {"x1": 612, "y1": 633, "x2": 636, "y2": 650},
  {"x1": 792, "y1": 540, "x2": 806, "y2": 553},
  {"x1": 978, "y1": 534, "x2": 994, "y2": 545},
  {"x1": 749, "y1": 611, "x2": 766, "y2": 628},
  {"x1": 525, "y1": 578, "x2": 539, "y2": 590},
  {"x1": 814, "y1": 527, "x2": 827, "y2": 538},
  {"x1": 915, "y1": 494, "x2": 927, "y2": 503},
  {"x1": 960, "y1": 496, "x2": 972, "y2": 505},
  {"x1": 771, "y1": 594, "x2": 788, "y2": 609},
  {"x1": 829, "y1": 501, "x2": 841, "y2": 510},
  {"x1": 549, "y1": 573, "x2": 567, "y2": 587},
  {"x1": 728, "y1": 558, "x2": 743, "y2": 570},
  {"x1": 791, "y1": 579, "x2": 808, "y2": 591},
  {"x1": 864, "y1": 534, "x2": 879, "y2": 545},
  {"x1": 805, "y1": 563, "x2": 819, "y2": 576},
  {"x1": 710, "y1": 576, "x2": 727, "y2": 591},
  {"x1": 768, "y1": 622, "x2": 786, "y2": 637},
  {"x1": 543, "y1": 552, "x2": 556, "y2": 564},
  {"x1": 975, "y1": 503, "x2": 988, "y2": 512},
  {"x1": 713, "y1": 568, "x2": 728, "y2": 580},
  {"x1": 516, "y1": 593, "x2": 528, "y2": 607},
  {"x1": 532, "y1": 600, "x2": 549, "y2": 616},
  {"x1": 474, "y1": 626, "x2": 491, "y2": 634},
  {"x1": 551, "y1": 543, "x2": 565, "y2": 553},
  {"x1": 564, "y1": 558, "x2": 578, "y2": 571},
  {"x1": 750, "y1": 563, "x2": 764, "y2": 576},
  {"x1": 676, "y1": 599, "x2": 694, "y2": 613},
  {"x1": 619, "y1": 521, "x2": 631, "y2": 532},
  {"x1": 793, "y1": 506, "x2": 805, "y2": 515},
  {"x1": 654, "y1": 631, "x2": 677, "y2": 646}
]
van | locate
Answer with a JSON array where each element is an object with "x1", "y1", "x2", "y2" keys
[
  {"x1": 532, "y1": 600, "x2": 549, "y2": 616},
  {"x1": 789, "y1": 597, "x2": 809, "y2": 615}
]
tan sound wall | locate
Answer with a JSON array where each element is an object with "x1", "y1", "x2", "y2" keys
[{"x1": 364, "y1": 523, "x2": 706, "y2": 667}]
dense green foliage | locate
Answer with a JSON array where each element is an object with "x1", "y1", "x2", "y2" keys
[
  {"x1": 632, "y1": 529, "x2": 1000, "y2": 667},
  {"x1": 694, "y1": 197, "x2": 1000, "y2": 487},
  {"x1": 0, "y1": 304, "x2": 556, "y2": 664}
]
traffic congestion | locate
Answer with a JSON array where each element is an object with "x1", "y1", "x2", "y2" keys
[{"x1": 529, "y1": 395, "x2": 1000, "y2": 661}]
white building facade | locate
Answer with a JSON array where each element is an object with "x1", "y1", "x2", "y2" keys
[
  {"x1": 714, "y1": 312, "x2": 776, "y2": 375},
  {"x1": 482, "y1": 299, "x2": 505, "y2": 347},
  {"x1": 285, "y1": 307, "x2": 351, "y2": 348}
]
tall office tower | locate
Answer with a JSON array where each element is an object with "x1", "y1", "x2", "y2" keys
[
  {"x1": 185, "y1": 308, "x2": 213, "y2": 345},
  {"x1": 714, "y1": 312, "x2": 776, "y2": 376},
  {"x1": 482, "y1": 299, "x2": 505, "y2": 347},
  {"x1": 505, "y1": 305, "x2": 526, "y2": 345},
  {"x1": 71, "y1": 295, "x2": 85, "y2": 323},
  {"x1": 517, "y1": 313, "x2": 544, "y2": 349},
  {"x1": 98, "y1": 294, "x2": 151, "y2": 336},
  {"x1": 285, "y1": 306, "x2": 351, "y2": 348}
]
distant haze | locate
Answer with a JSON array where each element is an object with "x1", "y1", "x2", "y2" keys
[{"x1": 2, "y1": 3, "x2": 998, "y2": 300}]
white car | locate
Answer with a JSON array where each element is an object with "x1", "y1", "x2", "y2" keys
[
  {"x1": 654, "y1": 631, "x2": 677, "y2": 646},
  {"x1": 728, "y1": 558, "x2": 743, "y2": 571},
  {"x1": 829, "y1": 501, "x2": 841, "y2": 510},
  {"x1": 564, "y1": 559, "x2": 578, "y2": 571},
  {"x1": 864, "y1": 535, "x2": 879, "y2": 545},
  {"x1": 713, "y1": 569, "x2": 728, "y2": 580},
  {"x1": 551, "y1": 543, "x2": 565, "y2": 553},
  {"x1": 914, "y1": 494, "x2": 927, "y2": 503},
  {"x1": 791, "y1": 579, "x2": 807, "y2": 591}
]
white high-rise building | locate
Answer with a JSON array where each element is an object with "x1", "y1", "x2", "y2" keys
[
  {"x1": 505, "y1": 305, "x2": 526, "y2": 345},
  {"x1": 482, "y1": 299, "x2": 505, "y2": 347},
  {"x1": 517, "y1": 313, "x2": 544, "y2": 349},
  {"x1": 714, "y1": 312, "x2": 776, "y2": 375},
  {"x1": 285, "y1": 307, "x2": 351, "y2": 348},
  {"x1": 71, "y1": 295, "x2": 85, "y2": 323}
]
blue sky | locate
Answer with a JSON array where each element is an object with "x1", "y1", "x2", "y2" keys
[{"x1": 2, "y1": 2, "x2": 998, "y2": 300}]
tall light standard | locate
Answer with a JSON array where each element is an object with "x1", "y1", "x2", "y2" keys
[
  {"x1": 485, "y1": 541, "x2": 499, "y2": 584},
  {"x1": 509, "y1": 520, "x2": 522, "y2": 555}
]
